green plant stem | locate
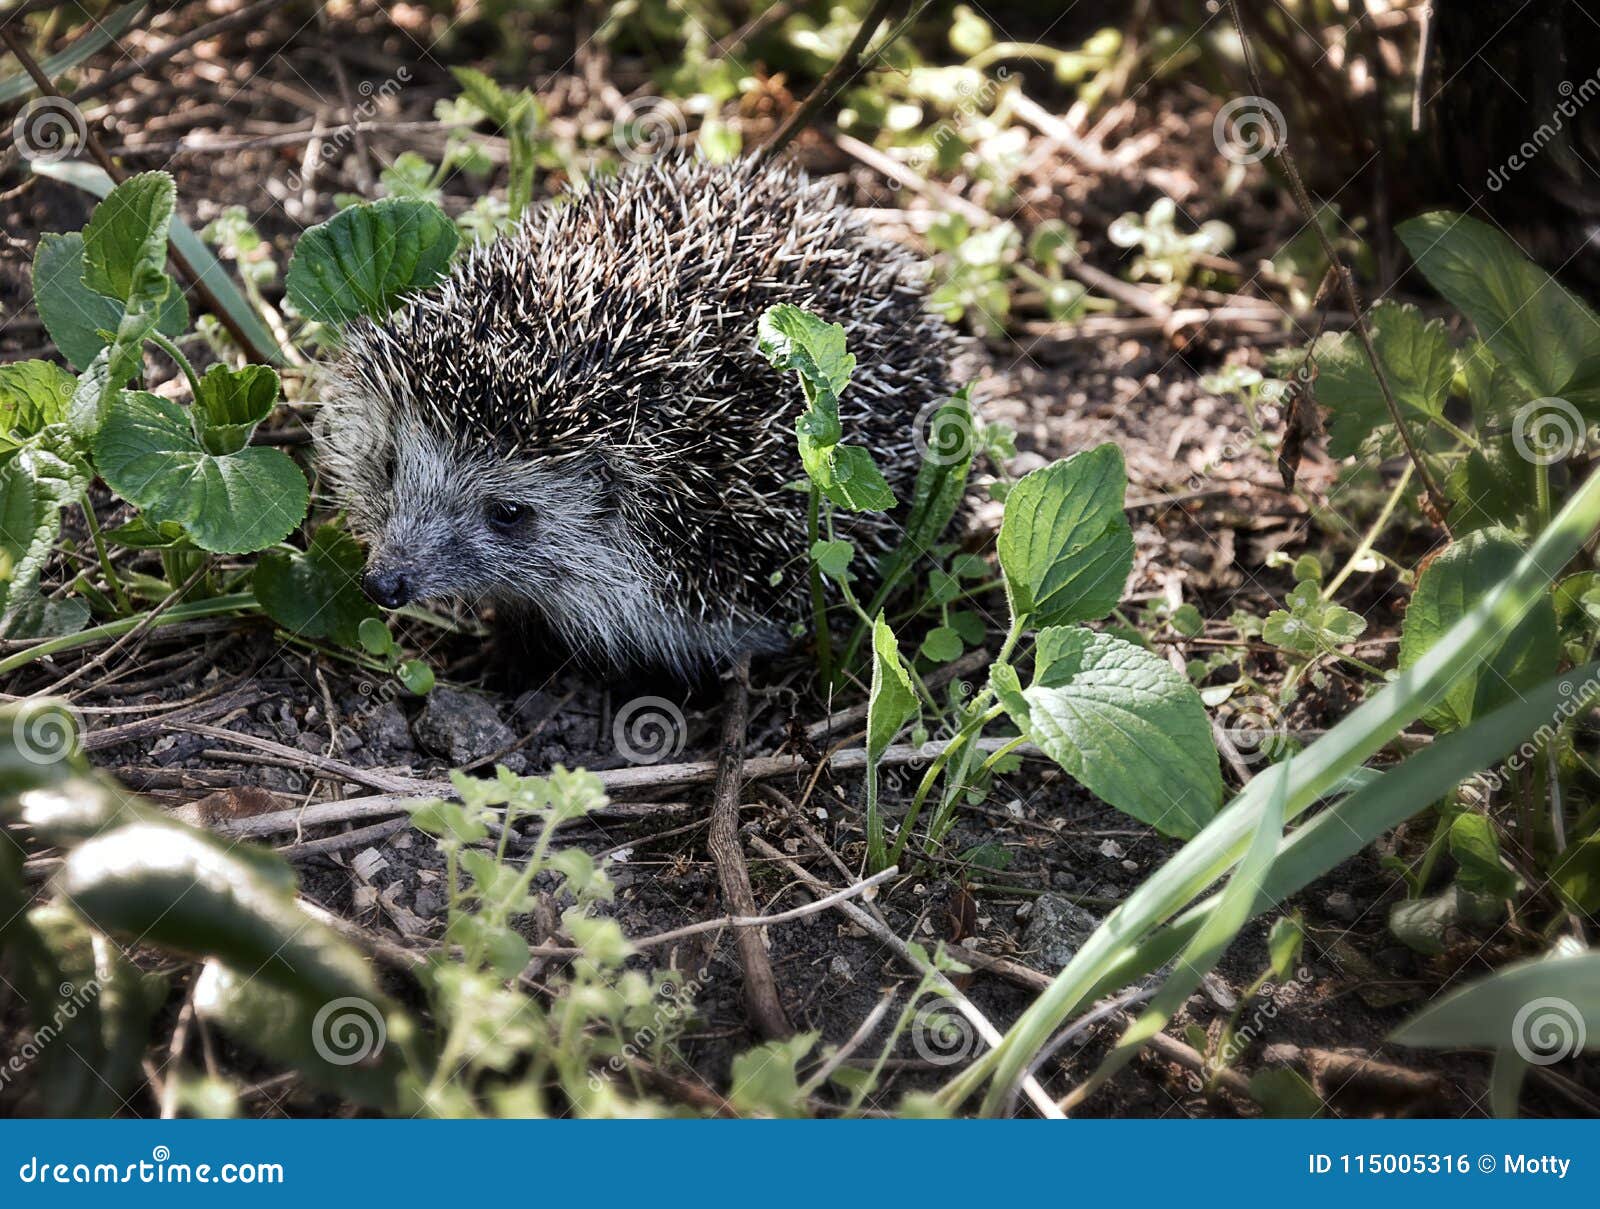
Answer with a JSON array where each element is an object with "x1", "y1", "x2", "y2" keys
[
  {"x1": 1322, "y1": 462, "x2": 1413, "y2": 600},
  {"x1": 148, "y1": 330, "x2": 205, "y2": 402},
  {"x1": 886, "y1": 701, "x2": 1006, "y2": 870},
  {"x1": 0, "y1": 593, "x2": 255, "y2": 676},
  {"x1": 1536, "y1": 462, "x2": 1553, "y2": 532},
  {"x1": 806, "y1": 486, "x2": 835, "y2": 688},
  {"x1": 79, "y1": 496, "x2": 131, "y2": 614}
]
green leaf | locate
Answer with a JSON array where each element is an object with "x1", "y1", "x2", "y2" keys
[
  {"x1": 998, "y1": 444, "x2": 1133, "y2": 627},
  {"x1": 254, "y1": 524, "x2": 380, "y2": 648},
  {"x1": 1266, "y1": 913, "x2": 1304, "y2": 981},
  {"x1": 729, "y1": 1032, "x2": 819, "y2": 1118},
  {"x1": 866, "y1": 615, "x2": 920, "y2": 870},
  {"x1": 920, "y1": 626, "x2": 964, "y2": 663},
  {"x1": 0, "y1": 2, "x2": 147, "y2": 104},
  {"x1": 92, "y1": 391, "x2": 308, "y2": 553},
  {"x1": 1001, "y1": 628, "x2": 1223, "y2": 838},
  {"x1": 1310, "y1": 301, "x2": 1453, "y2": 458},
  {"x1": 33, "y1": 159, "x2": 281, "y2": 364},
  {"x1": 1397, "y1": 211, "x2": 1600, "y2": 407},
  {"x1": 1449, "y1": 812, "x2": 1518, "y2": 899},
  {"x1": 193, "y1": 362, "x2": 280, "y2": 454},
  {"x1": 1081, "y1": 761, "x2": 1288, "y2": 1101},
  {"x1": 1399, "y1": 529, "x2": 1557, "y2": 730},
  {"x1": 1249, "y1": 1068, "x2": 1323, "y2": 1117},
  {"x1": 0, "y1": 447, "x2": 89, "y2": 638},
  {"x1": 194, "y1": 961, "x2": 406, "y2": 1111},
  {"x1": 81, "y1": 170, "x2": 175, "y2": 304},
  {"x1": 809, "y1": 538, "x2": 855, "y2": 581},
  {"x1": 879, "y1": 386, "x2": 977, "y2": 588},
  {"x1": 61, "y1": 813, "x2": 380, "y2": 1006},
  {"x1": 358, "y1": 616, "x2": 396, "y2": 656},
  {"x1": 1263, "y1": 579, "x2": 1367, "y2": 656},
  {"x1": 868, "y1": 615, "x2": 920, "y2": 763},
  {"x1": 1552, "y1": 836, "x2": 1600, "y2": 912},
  {"x1": 32, "y1": 230, "x2": 186, "y2": 372},
  {"x1": 1392, "y1": 949, "x2": 1600, "y2": 1057},
  {"x1": 757, "y1": 304, "x2": 855, "y2": 405},
  {"x1": 823, "y1": 443, "x2": 896, "y2": 512},
  {"x1": 398, "y1": 659, "x2": 435, "y2": 695},
  {"x1": 0, "y1": 360, "x2": 75, "y2": 441},
  {"x1": 286, "y1": 198, "x2": 460, "y2": 327}
]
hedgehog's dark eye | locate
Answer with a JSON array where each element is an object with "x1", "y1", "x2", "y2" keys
[{"x1": 486, "y1": 499, "x2": 530, "y2": 533}]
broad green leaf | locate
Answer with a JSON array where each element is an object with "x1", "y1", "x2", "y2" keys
[
  {"x1": 1449, "y1": 812, "x2": 1519, "y2": 899},
  {"x1": 193, "y1": 961, "x2": 406, "y2": 1110},
  {"x1": 193, "y1": 362, "x2": 280, "y2": 454},
  {"x1": 997, "y1": 444, "x2": 1133, "y2": 626},
  {"x1": 1002, "y1": 628, "x2": 1223, "y2": 838},
  {"x1": 32, "y1": 231, "x2": 186, "y2": 372},
  {"x1": 92, "y1": 391, "x2": 308, "y2": 553},
  {"x1": 0, "y1": 447, "x2": 89, "y2": 638},
  {"x1": 1392, "y1": 950, "x2": 1600, "y2": 1057},
  {"x1": 809, "y1": 538, "x2": 854, "y2": 581},
  {"x1": 62, "y1": 814, "x2": 381, "y2": 1006},
  {"x1": 729, "y1": 1032, "x2": 819, "y2": 1118},
  {"x1": 0, "y1": 360, "x2": 75, "y2": 441},
  {"x1": 254, "y1": 525, "x2": 381, "y2": 649},
  {"x1": 920, "y1": 626, "x2": 964, "y2": 662},
  {"x1": 1263, "y1": 579, "x2": 1366, "y2": 655},
  {"x1": 32, "y1": 159, "x2": 281, "y2": 364},
  {"x1": 824, "y1": 443, "x2": 896, "y2": 512},
  {"x1": 1310, "y1": 301, "x2": 1454, "y2": 458},
  {"x1": 1397, "y1": 211, "x2": 1600, "y2": 407},
  {"x1": 286, "y1": 198, "x2": 459, "y2": 327},
  {"x1": 865, "y1": 614, "x2": 920, "y2": 870},
  {"x1": 868, "y1": 615, "x2": 919, "y2": 763},
  {"x1": 1399, "y1": 529, "x2": 1556, "y2": 730},
  {"x1": 757, "y1": 304, "x2": 855, "y2": 406},
  {"x1": 81, "y1": 170, "x2": 175, "y2": 303},
  {"x1": 1249, "y1": 1068, "x2": 1323, "y2": 1118}
]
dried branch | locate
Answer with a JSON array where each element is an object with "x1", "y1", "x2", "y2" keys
[
  {"x1": 1224, "y1": 0, "x2": 1452, "y2": 530},
  {"x1": 707, "y1": 653, "x2": 791, "y2": 1039}
]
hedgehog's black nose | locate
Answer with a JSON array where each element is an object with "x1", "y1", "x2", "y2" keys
[{"x1": 362, "y1": 567, "x2": 411, "y2": 609}]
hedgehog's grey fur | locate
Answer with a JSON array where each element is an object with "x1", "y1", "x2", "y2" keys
[{"x1": 317, "y1": 154, "x2": 959, "y2": 676}]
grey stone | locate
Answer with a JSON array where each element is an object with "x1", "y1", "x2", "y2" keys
[
  {"x1": 412, "y1": 688, "x2": 518, "y2": 767},
  {"x1": 1022, "y1": 892, "x2": 1101, "y2": 972},
  {"x1": 1323, "y1": 890, "x2": 1359, "y2": 922}
]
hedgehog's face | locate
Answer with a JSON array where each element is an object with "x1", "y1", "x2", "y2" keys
[{"x1": 327, "y1": 415, "x2": 639, "y2": 612}]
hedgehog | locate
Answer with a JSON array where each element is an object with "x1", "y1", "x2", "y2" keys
[{"x1": 316, "y1": 154, "x2": 961, "y2": 677}]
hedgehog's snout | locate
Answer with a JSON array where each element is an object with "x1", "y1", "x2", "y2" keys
[{"x1": 362, "y1": 565, "x2": 413, "y2": 609}]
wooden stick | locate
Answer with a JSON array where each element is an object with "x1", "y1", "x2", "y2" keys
[
  {"x1": 759, "y1": 0, "x2": 898, "y2": 162},
  {"x1": 1224, "y1": 0, "x2": 1451, "y2": 529},
  {"x1": 749, "y1": 836, "x2": 1063, "y2": 1118},
  {"x1": 707, "y1": 654, "x2": 791, "y2": 1039}
]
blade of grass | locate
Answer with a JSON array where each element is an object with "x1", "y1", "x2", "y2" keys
[{"x1": 0, "y1": 3, "x2": 148, "y2": 104}]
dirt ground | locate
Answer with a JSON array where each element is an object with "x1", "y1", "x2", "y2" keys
[{"x1": 2, "y1": 1, "x2": 1594, "y2": 1118}]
